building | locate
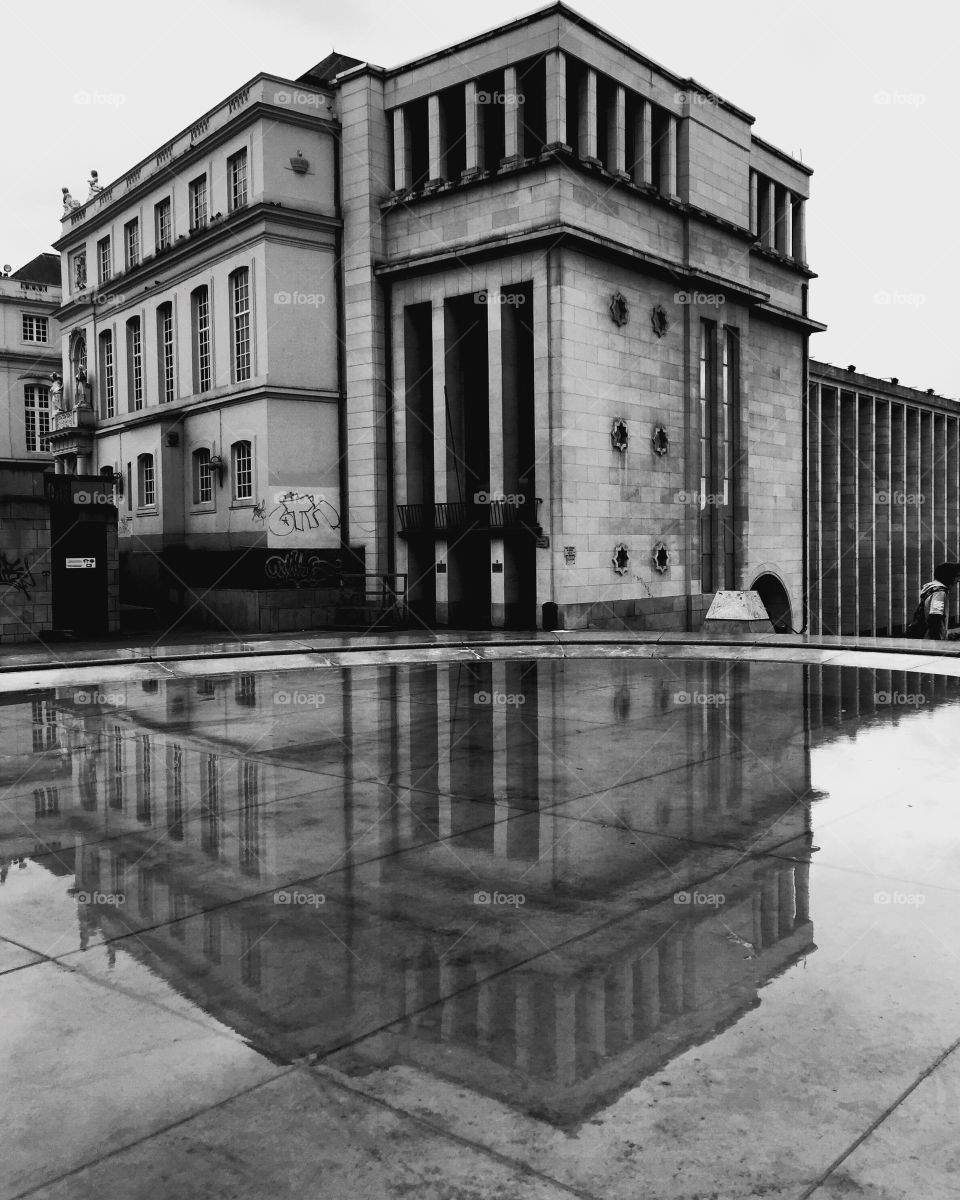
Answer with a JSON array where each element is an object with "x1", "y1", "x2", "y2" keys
[
  {"x1": 0, "y1": 253, "x2": 60, "y2": 475},
  {"x1": 52, "y1": 4, "x2": 823, "y2": 633},
  {"x1": 806, "y1": 361, "x2": 960, "y2": 636}
]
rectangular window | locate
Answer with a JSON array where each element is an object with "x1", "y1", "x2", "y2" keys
[
  {"x1": 699, "y1": 320, "x2": 739, "y2": 593},
  {"x1": 232, "y1": 441, "x2": 253, "y2": 500},
  {"x1": 157, "y1": 304, "x2": 175, "y2": 402},
  {"x1": 97, "y1": 236, "x2": 112, "y2": 283},
  {"x1": 21, "y1": 314, "x2": 49, "y2": 342},
  {"x1": 99, "y1": 330, "x2": 115, "y2": 418},
  {"x1": 138, "y1": 454, "x2": 155, "y2": 507},
  {"x1": 155, "y1": 198, "x2": 172, "y2": 250},
  {"x1": 228, "y1": 149, "x2": 248, "y2": 210},
  {"x1": 127, "y1": 317, "x2": 143, "y2": 410},
  {"x1": 189, "y1": 175, "x2": 207, "y2": 230},
  {"x1": 193, "y1": 448, "x2": 213, "y2": 505},
  {"x1": 192, "y1": 286, "x2": 211, "y2": 393},
  {"x1": 24, "y1": 384, "x2": 51, "y2": 452},
  {"x1": 124, "y1": 218, "x2": 140, "y2": 269},
  {"x1": 231, "y1": 269, "x2": 251, "y2": 381}
]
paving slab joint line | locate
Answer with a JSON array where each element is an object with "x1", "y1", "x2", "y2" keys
[
  {"x1": 796, "y1": 1032, "x2": 960, "y2": 1200},
  {"x1": 308, "y1": 1064, "x2": 603, "y2": 1200}
]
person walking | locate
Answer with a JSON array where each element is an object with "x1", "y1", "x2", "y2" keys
[{"x1": 909, "y1": 562, "x2": 960, "y2": 639}]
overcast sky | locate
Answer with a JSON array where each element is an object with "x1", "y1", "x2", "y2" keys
[{"x1": 3, "y1": 0, "x2": 952, "y2": 394}]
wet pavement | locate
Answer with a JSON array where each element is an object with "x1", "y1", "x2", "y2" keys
[{"x1": 2, "y1": 644, "x2": 960, "y2": 1199}]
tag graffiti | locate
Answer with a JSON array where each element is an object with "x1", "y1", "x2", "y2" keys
[
  {"x1": 266, "y1": 491, "x2": 340, "y2": 536},
  {"x1": 264, "y1": 550, "x2": 337, "y2": 587},
  {"x1": 0, "y1": 553, "x2": 35, "y2": 599}
]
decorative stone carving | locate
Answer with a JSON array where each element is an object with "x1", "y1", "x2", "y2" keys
[
  {"x1": 652, "y1": 541, "x2": 670, "y2": 573},
  {"x1": 651, "y1": 303, "x2": 669, "y2": 338},
  {"x1": 651, "y1": 424, "x2": 669, "y2": 456},
  {"x1": 609, "y1": 291, "x2": 629, "y2": 327},
  {"x1": 49, "y1": 373, "x2": 65, "y2": 412},
  {"x1": 611, "y1": 417, "x2": 629, "y2": 453},
  {"x1": 612, "y1": 543, "x2": 630, "y2": 576}
]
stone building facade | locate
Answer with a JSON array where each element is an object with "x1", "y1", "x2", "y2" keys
[{"x1": 51, "y1": 3, "x2": 822, "y2": 633}]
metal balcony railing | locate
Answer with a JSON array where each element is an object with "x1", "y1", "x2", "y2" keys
[{"x1": 396, "y1": 498, "x2": 542, "y2": 535}]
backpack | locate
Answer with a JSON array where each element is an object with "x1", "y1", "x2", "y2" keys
[{"x1": 904, "y1": 584, "x2": 944, "y2": 638}]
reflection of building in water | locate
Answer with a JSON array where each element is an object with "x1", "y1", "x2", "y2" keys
[{"x1": 4, "y1": 659, "x2": 956, "y2": 1122}]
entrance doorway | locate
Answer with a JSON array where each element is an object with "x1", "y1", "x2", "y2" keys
[
  {"x1": 51, "y1": 511, "x2": 108, "y2": 636},
  {"x1": 752, "y1": 573, "x2": 793, "y2": 633}
]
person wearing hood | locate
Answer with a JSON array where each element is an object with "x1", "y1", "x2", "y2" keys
[{"x1": 914, "y1": 563, "x2": 960, "y2": 639}]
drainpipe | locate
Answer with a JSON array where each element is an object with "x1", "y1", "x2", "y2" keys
[
  {"x1": 333, "y1": 130, "x2": 350, "y2": 563},
  {"x1": 800, "y1": 281, "x2": 809, "y2": 634}
]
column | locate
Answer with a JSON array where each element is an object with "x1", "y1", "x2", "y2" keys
[
  {"x1": 488, "y1": 287, "x2": 506, "y2": 628},
  {"x1": 491, "y1": 661, "x2": 510, "y2": 854},
  {"x1": 636, "y1": 953, "x2": 660, "y2": 1033},
  {"x1": 583, "y1": 974, "x2": 605, "y2": 1062},
  {"x1": 858, "y1": 395, "x2": 876, "y2": 635},
  {"x1": 515, "y1": 976, "x2": 534, "y2": 1071},
  {"x1": 607, "y1": 84, "x2": 627, "y2": 177},
  {"x1": 778, "y1": 869, "x2": 795, "y2": 938},
  {"x1": 794, "y1": 861, "x2": 811, "y2": 924},
  {"x1": 392, "y1": 299, "x2": 409, "y2": 598},
  {"x1": 476, "y1": 978, "x2": 494, "y2": 1052},
  {"x1": 392, "y1": 106, "x2": 411, "y2": 192},
  {"x1": 633, "y1": 99, "x2": 652, "y2": 187},
  {"x1": 427, "y1": 93, "x2": 445, "y2": 187},
  {"x1": 792, "y1": 198, "x2": 806, "y2": 262},
  {"x1": 436, "y1": 665, "x2": 452, "y2": 838},
  {"x1": 431, "y1": 295, "x2": 449, "y2": 625},
  {"x1": 783, "y1": 191, "x2": 794, "y2": 258},
  {"x1": 578, "y1": 67, "x2": 598, "y2": 163},
  {"x1": 760, "y1": 874, "x2": 779, "y2": 947},
  {"x1": 664, "y1": 114, "x2": 678, "y2": 198},
  {"x1": 463, "y1": 80, "x2": 484, "y2": 178},
  {"x1": 763, "y1": 181, "x2": 776, "y2": 250},
  {"x1": 749, "y1": 171, "x2": 758, "y2": 236},
  {"x1": 874, "y1": 399, "x2": 891, "y2": 634},
  {"x1": 502, "y1": 66, "x2": 523, "y2": 167},
  {"x1": 555, "y1": 982, "x2": 577, "y2": 1086},
  {"x1": 544, "y1": 49, "x2": 567, "y2": 148},
  {"x1": 439, "y1": 960, "x2": 457, "y2": 1040}
]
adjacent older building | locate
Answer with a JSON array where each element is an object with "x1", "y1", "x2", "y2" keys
[
  {"x1": 0, "y1": 253, "x2": 60, "y2": 474},
  {"x1": 51, "y1": 4, "x2": 823, "y2": 633}
]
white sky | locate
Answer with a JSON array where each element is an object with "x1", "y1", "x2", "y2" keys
[{"x1": 3, "y1": 0, "x2": 954, "y2": 394}]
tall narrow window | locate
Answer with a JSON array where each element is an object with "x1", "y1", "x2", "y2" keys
[
  {"x1": 228, "y1": 148, "x2": 248, "y2": 210},
  {"x1": 24, "y1": 385, "x2": 51, "y2": 453},
  {"x1": 230, "y1": 268, "x2": 251, "y2": 381},
  {"x1": 137, "y1": 453, "x2": 155, "y2": 507},
  {"x1": 699, "y1": 320, "x2": 739, "y2": 593},
  {"x1": 99, "y1": 330, "x2": 115, "y2": 418},
  {"x1": 157, "y1": 302, "x2": 175, "y2": 402},
  {"x1": 191, "y1": 285, "x2": 211, "y2": 393},
  {"x1": 189, "y1": 174, "x2": 207, "y2": 230},
  {"x1": 232, "y1": 440, "x2": 252, "y2": 500},
  {"x1": 124, "y1": 218, "x2": 140, "y2": 269},
  {"x1": 97, "y1": 235, "x2": 112, "y2": 284},
  {"x1": 699, "y1": 320, "x2": 717, "y2": 593},
  {"x1": 126, "y1": 316, "x2": 143, "y2": 410},
  {"x1": 154, "y1": 197, "x2": 172, "y2": 250},
  {"x1": 193, "y1": 447, "x2": 214, "y2": 505}
]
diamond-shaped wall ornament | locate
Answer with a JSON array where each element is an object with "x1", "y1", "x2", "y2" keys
[
  {"x1": 651, "y1": 304, "x2": 669, "y2": 338},
  {"x1": 652, "y1": 540, "x2": 670, "y2": 574},
  {"x1": 612, "y1": 543, "x2": 630, "y2": 576},
  {"x1": 610, "y1": 291, "x2": 629, "y2": 326},
  {"x1": 651, "y1": 424, "x2": 669, "y2": 456},
  {"x1": 611, "y1": 417, "x2": 629, "y2": 453}
]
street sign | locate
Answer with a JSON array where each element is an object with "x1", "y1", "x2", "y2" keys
[{"x1": 65, "y1": 557, "x2": 96, "y2": 569}]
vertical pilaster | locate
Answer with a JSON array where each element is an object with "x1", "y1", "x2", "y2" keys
[
  {"x1": 633, "y1": 99, "x2": 653, "y2": 187},
  {"x1": 664, "y1": 114, "x2": 678, "y2": 198},
  {"x1": 393, "y1": 106, "x2": 411, "y2": 191},
  {"x1": 608, "y1": 85, "x2": 627, "y2": 177},
  {"x1": 763, "y1": 181, "x2": 776, "y2": 250},
  {"x1": 502, "y1": 66, "x2": 523, "y2": 167},
  {"x1": 431, "y1": 295, "x2": 449, "y2": 624},
  {"x1": 488, "y1": 287, "x2": 506, "y2": 627},
  {"x1": 544, "y1": 50, "x2": 567, "y2": 148},
  {"x1": 463, "y1": 81, "x2": 483, "y2": 178},
  {"x1": 578, "y1": 68, "x2": 598, "y2": 163},
  {"x1": 427, "y1": 93, "x2": 445, "y2": 186},
  {"x1": 857, "y1": 394, "x2": 876, "y2": 635},
  {"x1": 783, "y1": 191, "x2": 794, "y2": 258},
  {"x1": 554, "y1": 981, "x2": 577, "y2": 1086},
  {"x1": 793, "y1": 199, "x2": 806, "y2": 262},
  {"x1": 749, "y1": 171, "x2": 758, "y2": 236}
]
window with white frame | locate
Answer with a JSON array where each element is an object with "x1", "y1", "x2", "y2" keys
[
  {"x1": 127, "y1": 317, "x2": 143, "y2": 410},
  {"x1": 137, "y1": 453, "x2": 156, "y2": 507},
  {"x1": 24, "y1": 384, "x2": 50, "y2": 452},
  {"x1": 155, "y1": 197, "x2": 172, "y2": 250},
  {"x1": 193, "y1": 447, "x2": 214, "y2": 505},
  {"x1": 189, "y1": 175, "x2": 207, "y2": 230},
  {"x1": 97, "y1": 236, "x2": 112, "y2": 284},
  {"x1": 99, "y1": 330, "x2": 115, "y2": 418},
  {"x1": 228, "y1": 149, "x2": 248, "y2": 210},
  {"x1": 231, "y1": 440, "x2": 252, "y2": 501},
  {"x1": 124, "y1": 218, "x2": 140, "y2": 269},
  {"x1": 192, "y1": 285, "x2": 211, "y2": 393},
  {"x1": 230, "y1": 268, "x2": 251, "y2": 382},
  {"x1": 21, "y1": 314, "x2": 49, "y2": 343},
  {"x1": 157, "y1": 303, "x2": 175, "y2": 402}
]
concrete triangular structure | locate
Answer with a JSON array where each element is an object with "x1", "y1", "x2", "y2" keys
[{"x1": 702, "y1": 590, "x2": 774, "y2": 634}]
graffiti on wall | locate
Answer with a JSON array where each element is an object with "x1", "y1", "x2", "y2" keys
[
  {"x1": 264, "y1": 550, "x2": 338, "y2": 588},
  {"x1": 254, "y1": 487, "x2": 341, "y2": 549},
  {"x1": 0, "y1": 553, "x2": 36, "y2": 599}
]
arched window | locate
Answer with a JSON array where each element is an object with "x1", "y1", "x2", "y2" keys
[
  {"x1": 193, "y1": 447, "x2": 214, "y2": 505},
  {"x1": 231, "y1": 440, "x2": 252, "y2": 501}
]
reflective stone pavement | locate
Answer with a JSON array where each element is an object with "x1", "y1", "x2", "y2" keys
[{"x1": 2, "y1": 647, "x2": 960, "y2": 1198}]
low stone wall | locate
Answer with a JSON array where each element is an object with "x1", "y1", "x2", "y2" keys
[
  {"x1": 195, "y1": 587, "x2": 340, "y2": 635},
  {"x1": 556, "y1": 593, "x2": 714, "y2": 632},
  {"x1": 0, "y1": 496, "x2": 54, "y2": 642}
]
